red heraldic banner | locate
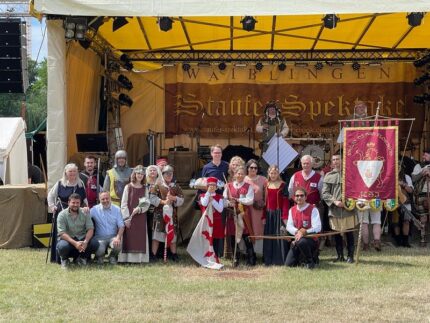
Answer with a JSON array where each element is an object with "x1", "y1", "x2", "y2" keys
[{"x1": 343, "y1": 126, "x2": 398, "y2": 202}]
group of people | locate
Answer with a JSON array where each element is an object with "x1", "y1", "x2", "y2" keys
[
  {"x1": 47, "y1": 152, "x2": 184, "y2": 269},
  {"x1": 46, "y1": 140, "x2": 430, "y2": 270},
  {"x1": 190, "y1": 143, "x2": 430, "y2": 270}
]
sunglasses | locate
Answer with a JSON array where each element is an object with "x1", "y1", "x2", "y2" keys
[
  {"x1": 249, "y1": 166, "x2": 258, "y2": 169},
  {"x1": 295, "y1": 194, "x2": 305, "y2": 197}
]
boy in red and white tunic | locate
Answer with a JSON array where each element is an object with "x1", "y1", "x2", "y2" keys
[
  {"x1": 286, "y1": 188, "x2": 321, "y2": 269},
  {"x1": 187, "y1": 177, "x2": 224, "y2": 269},
  {"x1": 199, "y1": 177, "x2": 225, "y2": 257}
]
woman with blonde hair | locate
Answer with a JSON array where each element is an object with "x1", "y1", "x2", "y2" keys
[
  {"x1": 224, "y1": 165, "x2": 255, "y2": 266},
  {"x1": 47, "y1": 163, "x2": 88, "y2": 263},
  {"x1": 263, "y1": 165, "x2": 290, "y2": 266},
  {"x1": 228, "y1": 156, "x2": 245, "y2": 181},
  {"x1": 145, "y1": 164, "x2": 163, "y2": 254},
  {"x1": 119, "y1": 165, "x2": 149, "y2": 263}
]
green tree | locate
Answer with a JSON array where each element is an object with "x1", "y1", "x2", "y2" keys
[{"x1": 0, "y1": 58, "x2": 47, "y2": 131}]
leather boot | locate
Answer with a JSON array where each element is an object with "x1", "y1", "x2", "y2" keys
[
  {"x1": 244, "y1": 236, "x2": 256, "y2": 266},
  {"x1": 401, "y1": 235, "x2": 411, "y2": 248},
  {"x1": 362, "y1": 243, "x2": 369, "y2": 251},
  {"x1": 334, "y1": 235, "x2": 345, "y2": 262},
  {"x1": 374, "y1": 240, "x2": 382, "y2": 252},
  {"x1": 393, "y1": 234, "x2": 402, "y2": 247}
]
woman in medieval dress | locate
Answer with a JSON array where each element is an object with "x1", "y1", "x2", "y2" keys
[
  {"x1": 263, "y1": 165, "x2": 290, "y2": 266},
  {"x1": 119, "y1": 165, "x2": 149, "y2": 263}
]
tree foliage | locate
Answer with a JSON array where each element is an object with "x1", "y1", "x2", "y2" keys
[{"x1": 0, "y1": 58, "x2": 47, "y2": 131}]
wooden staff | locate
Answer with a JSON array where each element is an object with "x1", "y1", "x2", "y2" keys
[{"x1": 250, "y1": 229, "x2": 357, "y2": 241}]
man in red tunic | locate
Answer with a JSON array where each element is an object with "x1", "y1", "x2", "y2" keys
[
  {"x1": 288, "y1": 154, "x2": 323, "y2": 205},
  {"x1": 285, "y1": 188, "x2": 321, "y2": 269}
]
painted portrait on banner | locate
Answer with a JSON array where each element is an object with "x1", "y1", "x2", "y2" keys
[{"x1": 342, "y1": 126, "x2": 398, "y2": 210}]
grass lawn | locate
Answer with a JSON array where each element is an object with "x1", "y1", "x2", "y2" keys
[{"x1": 1, "y1": 243, "x2": 429, "y2": 322}]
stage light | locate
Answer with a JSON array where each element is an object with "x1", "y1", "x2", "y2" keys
[
  {"x1": 322, "y1": 14, "x2": 340, "y2": 29},
  {"x1": 352, "y1": 62, "x2": 361, "y2": 71},
  {"x1": 64, "y1": 17, "x2": 88, "y2": 40},
  {"x1": 278, "y1": 62, "x2": 287, "y2": 71},
  {"x1": 88, "y1": 16, "x2": 106, "y2": 31},
  {"x1": 118, "y1": 93, "x2": 133, "y2": 107},
  {"x1": 78, "y1": 39, "x2": 91, "y2": 50},
  {"x1": 182, "y1": 63, "x2": 191, "y2": 71},
  {"x1": 407, "y1": 12, "x2": 424, "y2": 27},
  {"x1": 218, "y1": 62, "x2": 226, "y2": 71},
  {"x1": 255, "y1": 62, "x2": 263, "y2": 71},
  {"x1": 414, "y1": 73, "x2": 430, "y2": 86},
  {"x1": 108, "y1": 61, "x2": 121, "y2": 72},
  {"x1": 117, "y1": 75, "x2": 133, "y2": 90},
  {"x1": 241, "y1": 16, "x2": 257, "y2": 31},
  {"x1": 158, "y1": 17, "x2": 173, "y2": 32},
  {"x1": 413, "y1": 53, "x2": 430, "y2": 67},
  {"x1": 120, "y1": 54, "x2": 134, "y2": 71},
  {"x1": 413, "y1": 93, "x2": 430, "y2": 104},
  {"x1": 314, "y1": 62, "x2": 323, "y2": 70},
  {"x1": 113, "y1": 17, "x2": 129, "y2": 32}
]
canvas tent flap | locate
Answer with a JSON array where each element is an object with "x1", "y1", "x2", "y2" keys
[
  {"x1": 34, "y1": 0, "x2": 430, "y2": 16},
  {"x1": 0, "y1": 118, "x2": 28, "y2": 185}
]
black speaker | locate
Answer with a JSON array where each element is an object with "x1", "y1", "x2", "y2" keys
[{"x1": 0, "y1": 19, "x2": 27, "y2": 93}]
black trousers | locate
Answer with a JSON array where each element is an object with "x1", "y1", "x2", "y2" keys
[
  {"x1": 334, "y1": 231, "x2": 355, "y2": 257},
  {"x1": 285, "y1": 238, "x2": 318, "y2": 267}
]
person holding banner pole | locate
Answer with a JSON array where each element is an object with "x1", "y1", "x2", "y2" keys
[
  {"x1": 411, "y1": 148, "x2": 430, "y2": 246},
  {"x1": 322, "y1": 155, "x2": 357, "y2": 263}
]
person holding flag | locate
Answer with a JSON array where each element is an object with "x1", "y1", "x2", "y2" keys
[
  {"x1": 150, "y1": 165, "x2": 184, "y2": 262},
  {"x1": 187, "y1": 177, "x2": 224, "y2": 269}
]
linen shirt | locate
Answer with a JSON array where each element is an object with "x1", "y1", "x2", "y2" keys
[
  {"x1": 57, "y1": 208, "x2": 94, "y2": 240},
  {"x1": 287, "y1": 203, "x2": 321, "y2": 235}
]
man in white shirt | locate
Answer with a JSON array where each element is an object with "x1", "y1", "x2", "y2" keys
[{"x1": 285, "y1": 187, "x2": 321, "y2": 269}]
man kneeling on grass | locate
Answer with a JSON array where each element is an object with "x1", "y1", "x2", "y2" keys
[
  {"x1": 285, "y1": 187, "x2": 321, "y2": 269},
  {"x1": 90, "y1": 191, "x2": 125, "y2": 265},
  {"x1": 57, "y1": 193, "x2": 99, "y2": 269}
]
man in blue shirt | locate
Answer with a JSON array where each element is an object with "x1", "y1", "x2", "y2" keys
[
  {"x1": 90, "y1": 191, "x2": 125, "y2": 264},
  {"x1": 202, "y1": 144, "x2": 229, "y2": 187}
]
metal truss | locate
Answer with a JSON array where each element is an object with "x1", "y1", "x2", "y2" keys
[{"x1": 123, "y1": 49, "x2": 423, "y2": 63}]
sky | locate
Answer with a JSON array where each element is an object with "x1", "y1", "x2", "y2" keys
[{"x1": 30, "y1": 17, "x2": 47, "y2": 61}]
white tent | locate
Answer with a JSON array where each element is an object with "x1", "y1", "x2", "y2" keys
[{"x1": 0, "y1": 118, "x2": 28, "y2": 185}]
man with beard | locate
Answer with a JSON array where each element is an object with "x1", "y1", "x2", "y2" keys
[
  {"x1": 412, "y1": 148, "x2": 430, "y2": 246},
  {"x1": 57, "y1": 193, "x2": 99, "y2": 269},
  {"x1": 91, "y1": 191, "x2": 124, "y2": 265},
  {"x1": 80, "y1": 155, "x2": 104, "y2": 208},
  {"x1": 103, "y1": 150, "x2": 133, "y2": 206}
]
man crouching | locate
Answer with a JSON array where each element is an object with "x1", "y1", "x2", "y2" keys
[
  {"x1": 285, "y1": 187, "x2": 321, "y2": 269},
  {"x1": 90, "y1": 191, "x2": 125, "y2": 265},
  {"x1": 56, "y1": 193, "x2": 99, "y2": 269}
]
